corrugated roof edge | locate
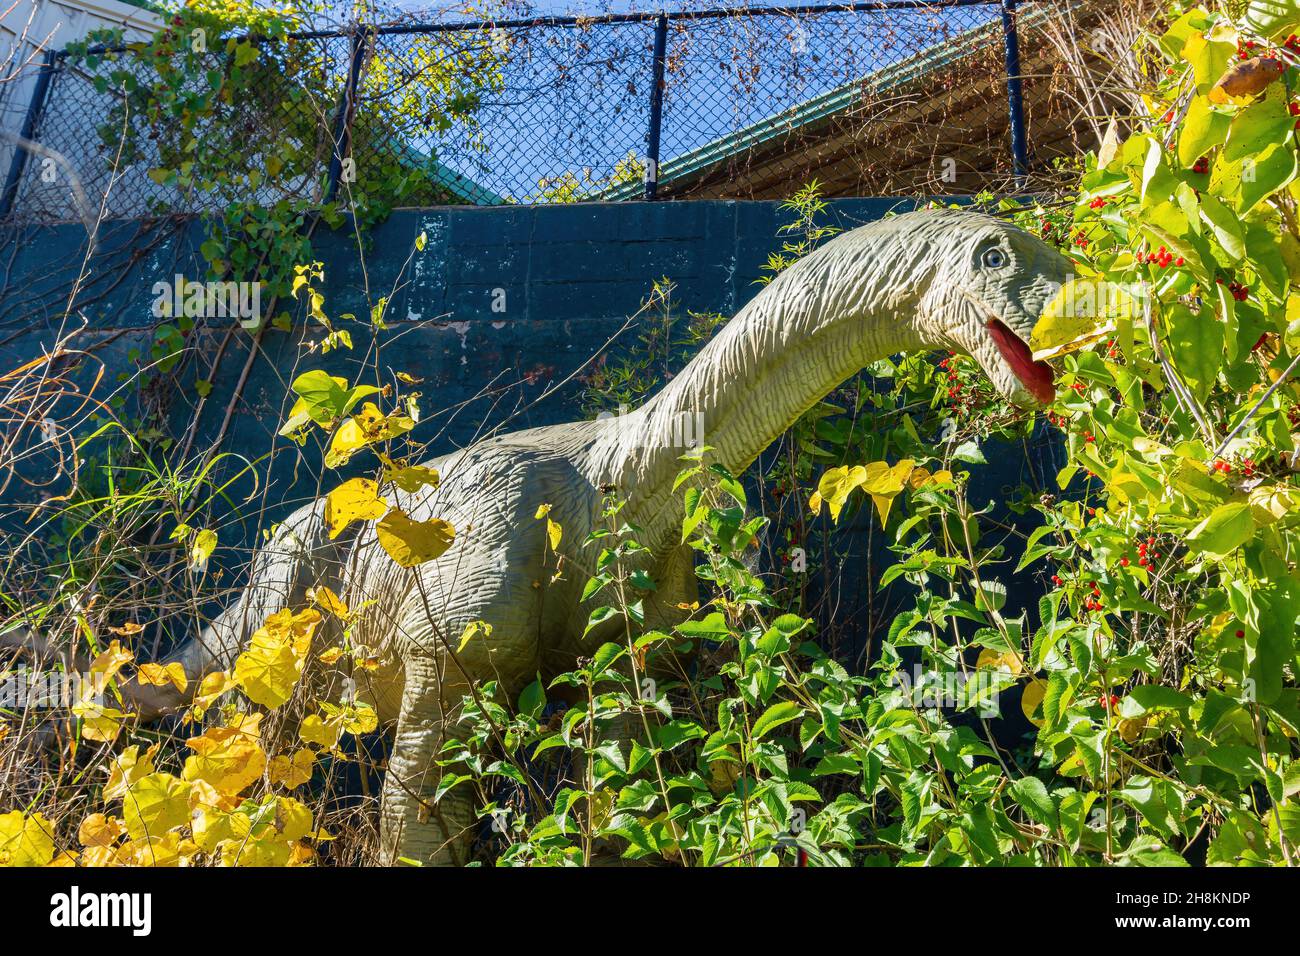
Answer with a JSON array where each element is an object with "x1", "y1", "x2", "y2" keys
[{"x1": 598, "y1": 0, "x2": 1073, "y2": 202}]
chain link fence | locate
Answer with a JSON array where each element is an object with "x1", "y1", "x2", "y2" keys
[{"x1": 1, "y1": 1, "x2": 1079, "y2": 223}]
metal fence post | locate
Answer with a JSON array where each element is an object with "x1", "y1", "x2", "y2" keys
[
  {"x1": 324, "y1": 27, "x2": 369, "y2": 204},
  {"x1": 0, "y1": 49, "x2": 60, "y2": 220},
  {"x1": 644, "y1": 13, "x2": 668, "y2": 201},
  {"x1": 999, "y1": 0, "x2": 1029, "y2": 186}
]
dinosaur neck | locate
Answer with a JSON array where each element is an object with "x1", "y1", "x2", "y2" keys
[{"x1": 586, "y1": 222, "x2": 932, "y2": 550}]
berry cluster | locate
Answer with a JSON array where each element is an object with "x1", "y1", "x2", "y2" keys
[
  {"x1": 1211, "y1": 457, "x2": 1256, "y2": 478},
  {"x1": 1191, "y1": 156, "x2": 1210, "y2": 175},
  {"x1": 1214, "y1": 276, "x2": 1250, "y2": 300},
  {"x1": 1139, "y1": 245, "x2": 1183, "y2": 268},
  {"x1": 1132, "y1": 536, "x2": 1161, "y2": 570},
  {"x1": 1072, "y1": 231, "x2": 1090, "y2": 249},
  {"x1": 1098, "y1": 693, "x2": 1120, "y2": 710},
  {"x1": 1104, "y1": 338, "x2": 1119, "y2": 359},
  {"x1": 1083, "y1": 580, "x2": 1104, "y2": 612},
  {"x1": 1286, "y1": 34, "x2": 1300, "y2": 54},
  {"x1": 938, "y1": 353, "x2": 983, "y2": 418},
  {"x1": 1087, "y1": 197, "x2": 1108, "y2": 210}
]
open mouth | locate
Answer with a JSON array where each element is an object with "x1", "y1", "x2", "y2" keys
[{"x1": 987, "y1": 319, "x2": 1055, "y2": 404}]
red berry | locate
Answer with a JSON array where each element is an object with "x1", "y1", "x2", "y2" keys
[
  {"x1": 1120, "y1": 557, "x2": 1129, "y2": 567},
  {"x1": 1235, "y1": 629, "x2": 1245, "y2": 638}
]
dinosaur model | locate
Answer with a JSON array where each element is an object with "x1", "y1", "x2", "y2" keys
[{"x1": 10, "y1": 208, "x2": 1073, "y2": 864}]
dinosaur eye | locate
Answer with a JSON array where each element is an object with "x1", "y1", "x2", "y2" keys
[{"x1": 983, "y1": 248, "x2": 1007, "y2": 269}]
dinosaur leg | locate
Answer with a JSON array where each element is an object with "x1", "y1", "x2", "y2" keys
[{"x1": 377, "y1": 654, "x2": 477, "y2": 866}]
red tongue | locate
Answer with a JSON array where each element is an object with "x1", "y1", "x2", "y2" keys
[{"x1": 987, "y1": 320, "x2": 1055, "y2": 404}]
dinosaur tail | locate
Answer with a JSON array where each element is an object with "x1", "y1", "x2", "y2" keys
[{"x1": 1, "y1": 500, "x2": 337, "y2": 722}]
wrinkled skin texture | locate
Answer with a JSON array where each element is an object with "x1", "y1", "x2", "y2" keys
[{"x1": 11, "y1": 209, "x2": 1072, "y2": 865}]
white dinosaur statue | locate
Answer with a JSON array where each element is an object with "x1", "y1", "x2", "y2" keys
[{"x1": 8, "y1": 208, "x2": 1072, "y2": 864}]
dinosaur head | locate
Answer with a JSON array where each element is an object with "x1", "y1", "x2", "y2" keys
[{"x1": 914, "y1": 210, "x2": 1074, "y2": 407}]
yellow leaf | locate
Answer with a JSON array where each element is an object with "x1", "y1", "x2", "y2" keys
[
  {"x1": 396, "y1": 371, "x2": 423, "y2": 385},
  {"x1": 1021, "y1": 678, "x2": 1049, "y2": 728},
  {"x1": 269, "y1": 749, "x2": 315, "y2": 789},
  {"x1": 232, "y1": 609, "x2": 318, "y2": 709},
  {"x1": 329, "y1": 700, "x2": 379, "y2": 735},
  {"x1": 385, "y1": 464, "x2": 440, "y2": 493},
  {"x1": 72, "y1": 700, "x2": 131, "y2": 743},
  {"x1": 861, "y1": 459, "x2": 914, "y2": 527},
  {"x1": 1031, "y1": 279, "x2": 1134, "y2": 362},
  {"x1": 309, "y1": 585, "x2": 349, "y2": 619},
  {"x1": 277, "y1": 797, "x2": 314, "y2": 842},
  {"x1": 535, "y1": 503, "x2": 552, "y2": 519},
  {"x1": 108, "y1": 621, "x2": 144, "y2": 636},
  {"x1": 376, "y1": 509, "x2": 455, "y2": 567},
  {"x1": 300, "y1": 702, "x2": 378, "y2": 750},
  {"x1": 186, "y1": 778, "x2": 239, "y2": 813},
  {"x1": 318, "y1": 646, "x2": 345, "y2": 665},
  {"x1": 78, "y1": 813, "x2": 126, "y2": 848},
  {"x1": 117, "y1": 832, "x2": 187, "y2": 867},
  {"x1": 183, "y1": 712, "x2": 267, "y2": 797},
  {"x1": 121, "y1": 773, "x2": 191, "y2": 842},
  {"x1": 976, "y1": 648, "x2": 1023, "y2": 675},
  {"x1": 1119, "y1": 716, "x2": 1149, "y2": 744},
  {"x1": 90, "y1": 639, "x2": 134, "y2": 683},
  {"x1": 191, "y1": 805, "x2": 250, "y2": 854},
  {"x1": 546, "y1": 518, "x2": 562, "y2": 551},
  {"x1": 299, "y1": 714, "x2": 343, "y2": 750},
  {"x1": 137, "y1": 661, "x2": 188, "y2": 693},
  {"x1": 189, "y1": 528, "x2": 218, "y2": 572},
  {"x1": 325, "y1": 402, "x2": 415, "y2": 468},
  {"x1": 80, "y1": 845, "x2": 123, "y2": 867},
  {"x1": 815, "y1": 465, "x2": 867, "y2": 522},
  {"x1": 324, "y1": 477, "x2": 388, "y2": 539},
  {"x1": 457, "y1": 620, "x2": 492, "y2": 653},
  {"x1": 189, "y1": 670, "x2": 234, "y2": 721},
  {"x1": 105, "y1": 745, "x2": 157, "y2": 800},
  {"x1": 0, "y1": 811, "x2": 54, "y2": 866},
  {"x1": 415, "y1": 230, "x2": 427, "y2": 251}
]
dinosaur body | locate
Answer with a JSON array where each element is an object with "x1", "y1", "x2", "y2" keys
[{"x1": 94, "y1": 209, "x2": 1076, "y2": 863}]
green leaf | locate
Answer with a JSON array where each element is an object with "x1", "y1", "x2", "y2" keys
[
  {"x1": 655, "y1": 720, "x2": 705, "y2": 750},
  {"x1": 1164, "y1": 303, "x2": 1222, "y2": 400},
  {"x1": 751, "y1": 701, "x2": 803, "y2": 741},
  {"x1": 675, "y1": 612, "x2": 731, "y2": 640},
  {"x1": 517, "y1": 678, "x2": 545, "y2": 719},
  {"x1": 1245, "y1": 0, "x2": 1300, "y2": 39},
  {"x1": 1239, "y1": 141, "x2": 1299, "y2": 213},
  {"x1": 1178, "y1": 95, "x2": 1230, "y2": 168},
  {"x1": 1117, "y1": 685, "x2": 1194, "y2": 717},
  {"x1": 1187, "y1": 502, "x2": 1254, "y2": 558},
  {"x1": 1008, "y1": 776, "x2": 1058, "y2": 829}
]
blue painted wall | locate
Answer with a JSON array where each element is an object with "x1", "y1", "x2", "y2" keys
[{"x1": 0, "y1": 197, "x2": 1059, "y2": 657}]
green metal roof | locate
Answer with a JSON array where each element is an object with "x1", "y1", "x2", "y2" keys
[
  {"x1": 599, "y1": 2, "x2": 1063, "y2": 201},
  {"x1": 394, "y1": 143, "x2": 506, "y2": 205}
]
